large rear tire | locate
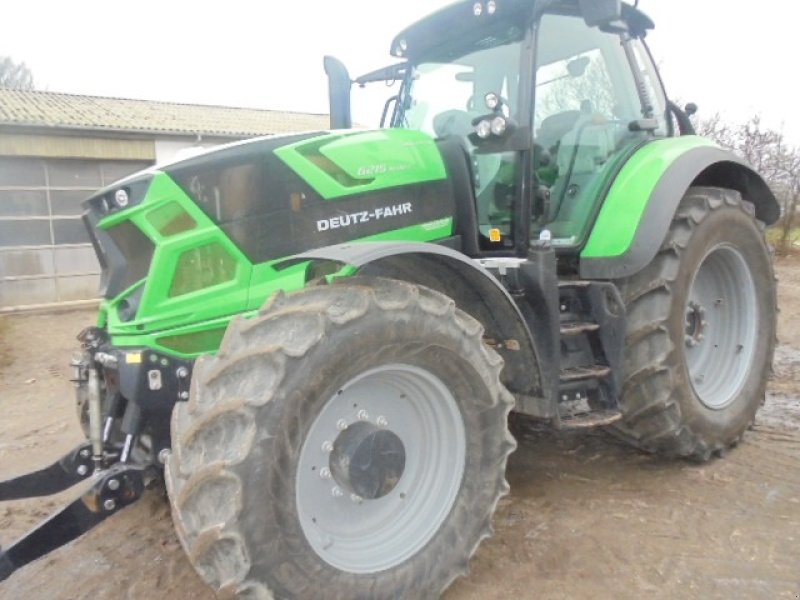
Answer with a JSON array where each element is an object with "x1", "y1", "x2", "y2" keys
[
  {"x1": 614, "y1": 187, "x2": 776, "y2": 460},
  {"x1": 165, "y1": 277, "x2": 515, "y2": 599}
]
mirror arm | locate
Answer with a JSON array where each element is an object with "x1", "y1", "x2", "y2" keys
[
  {"x1": 667, "y1": 100, "x2": 696, "y2": 136},
  {"x1": 380, "y1": 95, "x2": 400, "y2": 128}
]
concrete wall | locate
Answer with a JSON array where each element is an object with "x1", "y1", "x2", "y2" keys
[{"x1": 0, "y1": 154, "x2": 150, "y2": 310}]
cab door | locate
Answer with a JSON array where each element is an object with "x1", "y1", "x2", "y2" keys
[{"x1": 531, "y1": 10, "x2": 668, "y2": 249}]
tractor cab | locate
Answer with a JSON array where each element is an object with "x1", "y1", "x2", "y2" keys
[{"x1": 331, "y1": 0, "x2": 667, "y2": 259}]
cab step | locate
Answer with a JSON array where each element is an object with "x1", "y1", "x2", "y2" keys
[
  {"x1": 552, "y1": 280, "x2": 626, "y2": 429},
  {"x1": 559, "y1": 365, "x2": 611, "y2": 383},
  {"x1": 560, "y1": 409, "x2": 623, "y2": 429},
  {"x1": 560, "y1": 321, "x2": 600, "y2": 337}
]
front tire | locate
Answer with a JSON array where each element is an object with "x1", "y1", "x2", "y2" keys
[
  {"x1": 614, "y1": 187, "x2": 776, "y2": 460},
  {"x1": 165, "y1": 277, "x2": 515, "y2": 599}
]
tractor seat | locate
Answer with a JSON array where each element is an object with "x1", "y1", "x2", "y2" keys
[
  {"x1": 432, "y1": 110, "x2": 476, "y2": 139},
  {"x1": 536, "y1": 110, "x2": 582, "y2": 152}
]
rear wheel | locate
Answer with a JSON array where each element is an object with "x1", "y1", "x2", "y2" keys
[
  {"x1": 165, "y1": 277, "x2": 515, "y2": 598},
  {"x1": 614, "y1": 187, "x2": 776, "y2": 460}
]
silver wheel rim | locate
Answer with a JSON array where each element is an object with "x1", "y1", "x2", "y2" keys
[
  {"x1": 296, "y1": 363, "x2": 467, "y2": 574},
  {"x1": 684, "y1": 244, "x2": 758, "y2": 409}
]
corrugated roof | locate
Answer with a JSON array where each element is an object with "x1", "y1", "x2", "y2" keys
[{"x1": 0, "y1": 89, "x2": 330, "y2": 137}]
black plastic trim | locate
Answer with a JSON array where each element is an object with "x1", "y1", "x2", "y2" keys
[{"x1": 436, "y1": 138, "x2": 480, "y2": 256}]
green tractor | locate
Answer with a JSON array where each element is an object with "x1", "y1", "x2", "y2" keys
[{"x1": 0, "y1": 0, "x2": 778, "y2": 597}]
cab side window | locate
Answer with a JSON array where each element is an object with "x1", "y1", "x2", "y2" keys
[{"x1": 533, "y1": 13, "x2": 653, "y2": 246}]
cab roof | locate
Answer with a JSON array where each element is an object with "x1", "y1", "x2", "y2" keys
[{"x1": 390, "y1": 0, "x2": 654, "y2": 62}]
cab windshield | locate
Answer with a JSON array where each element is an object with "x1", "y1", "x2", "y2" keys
[
  {"x1": 391, "y1": 24, "x2": 526, "y2": 244},
  {"x1": 395, "y1": 31, "x2": 524, "y2": 135}
]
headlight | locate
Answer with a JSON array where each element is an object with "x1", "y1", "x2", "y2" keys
[
  {"x1": 484, "y1": 92, "x2": 500, "y2": 111},
  {"x1": 491, "y1": 116, "x2": 507, "y2": 136},
  {"x1": 114, "y1": 189, "x2": 130, "y2": 208}
]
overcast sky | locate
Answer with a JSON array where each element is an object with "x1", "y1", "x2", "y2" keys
[{"x1": 2, "y1": 1, "x2": 796, "y2": 142}]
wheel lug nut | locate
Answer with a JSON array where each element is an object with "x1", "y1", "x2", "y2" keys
[
  {"x1": 321, "y1": 441, "x2": 333, "y2": 453},
  {"x1": 103, "y1": 499, "x2": 116, "y2": 511},
  {"x1": 350, "y1": 493, "x2": 362, "y2": 503},
  {"x1": 357, "y1": 409, "x2": 369, "y2": 421},
  {"x1": 76, "y1": 464, "x2": 89, "y2": 476},
  {"x1": 376, "y1": 416, "x2": 388, "y2": 428},
  {"x1": 331, "y1": 487, "x2": 343, "y2": 498},
  {"x1": 107, "y1": 479, "x2": 120, "y2": 491},
  {"x1": 336, "y1": 419, "x2": 348, "y2": 431},
  {"x1": 319, "y1": 467, "x2": 331, "y2": 480}
]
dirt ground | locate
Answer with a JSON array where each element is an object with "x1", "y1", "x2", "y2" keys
[{"x1": 1, "y1": 258, "x2": 799, "y2": 600}]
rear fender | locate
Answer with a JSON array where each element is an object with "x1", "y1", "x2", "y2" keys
[
  {"x1": 580, "y1": 138, "x2": 779, "y2": 280},
  {"x1": 287, "y1": 242, "x2": 549, "y2": 415}
]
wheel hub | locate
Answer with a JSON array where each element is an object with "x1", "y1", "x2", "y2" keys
[
  {"x1": 329, "y1": 422, "x2": 406, "y2": 500},
  {"x1": 684, "y1": 301, "x2": 708, "y2": 348}
]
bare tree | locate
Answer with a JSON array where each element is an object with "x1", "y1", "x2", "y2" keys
[
  {"x1": 696, "y1": 113, "x2": 800, "y2": 251},
  {"x1": 537, "y1": 54, "x2": 616, "y2": 120},
  {"x1": 0, "y1": 56, "x2": 34, "y2": 90},
  {"x1": 779, "y1": 152, "x2": 800, "y2": 250}
]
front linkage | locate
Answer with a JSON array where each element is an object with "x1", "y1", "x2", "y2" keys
[{"x1": 0, "y1": 327, "x2": 192, "y2": 582}]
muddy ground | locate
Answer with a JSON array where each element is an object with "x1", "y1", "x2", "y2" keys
[{"x1": 1, "y1": 258, "x2": 799, "y2": 600}]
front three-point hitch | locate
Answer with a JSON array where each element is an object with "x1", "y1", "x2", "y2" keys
[
  {"x1": 0, "y1": 447, "x2": 146, "y2": 582},
  {"x1": 0, "y1": 327, "x2": 162, "y2": 583}
]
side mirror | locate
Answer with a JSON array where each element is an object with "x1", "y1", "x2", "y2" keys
[
  {"x1": 324, "y1": 56, "x2": 352, "y2": 130},
  {"x1": 685, "y1": 102, "x2": 699, "y2": 117},
  {"x1": 578, "y1": 0, "x2": 621, "y2": 28}
]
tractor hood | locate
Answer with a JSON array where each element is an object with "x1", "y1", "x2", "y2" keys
[{"x1": 82, "y1": 129, "x2": 457, "y2": 357}]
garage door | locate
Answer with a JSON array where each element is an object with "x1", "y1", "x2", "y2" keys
[{"x1": 0, "y1": 157, "x2": 152, "y2": 309}]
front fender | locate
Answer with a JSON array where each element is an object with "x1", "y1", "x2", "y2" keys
[
  {"x1": 285, "y1": 241, "x2": 551, "y2": 415},
  {"x1": 580, "y1": 137, "x2": 779, "y2": 280}
]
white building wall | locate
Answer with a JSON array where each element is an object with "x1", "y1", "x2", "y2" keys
[{"x1": 154, "y1": 139, "x2": 219, "y2": 166}]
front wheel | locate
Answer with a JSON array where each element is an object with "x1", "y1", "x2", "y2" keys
[
  {"x1": 165, "y1": 277, "x2": 515, "y2": 598},
  {"x1": 614, "y1": 187, "x2": 776, "y2": 460}
]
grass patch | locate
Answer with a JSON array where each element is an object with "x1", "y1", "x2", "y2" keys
[
  {"x1": 767, "y1": 227, "x2": 800, "y2": 256},
  {"x1": 767, "y1": 227, "x2": 800, "y2": 244}
]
